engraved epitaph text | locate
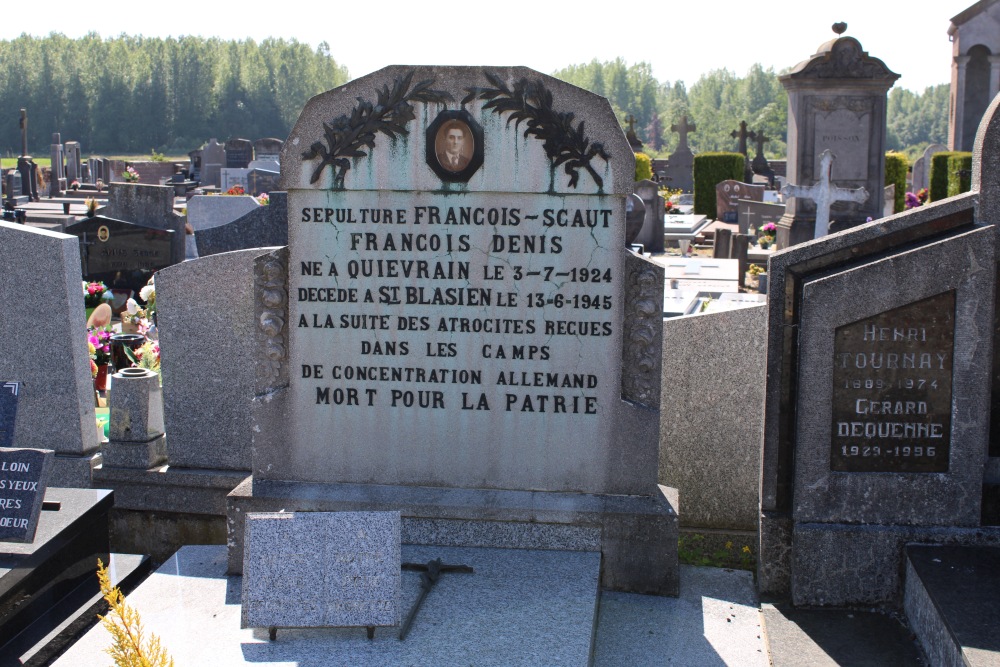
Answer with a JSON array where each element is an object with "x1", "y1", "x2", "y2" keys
[{"x1": 831, "y1": 292, "x2": 955, "y2": 472}]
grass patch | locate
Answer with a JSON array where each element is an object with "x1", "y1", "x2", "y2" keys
[
  {"x1": 678, "y1": 533, "x2": 756, "y2": 571},
  {"x1": 1, "y1": 155, "x2": 187, "y2": 169}
]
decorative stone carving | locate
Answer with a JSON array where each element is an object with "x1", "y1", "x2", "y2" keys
[
  {"x1": 621, "y1": 251, "x2": 663, "y2": 407},
  {"x1": 255, "y1": 248, "x2": 289, "y2": 392}
]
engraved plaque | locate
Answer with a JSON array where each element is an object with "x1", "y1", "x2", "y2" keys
[{"x1": 831, "y1": 291, "x2": 955, "y2": 472}]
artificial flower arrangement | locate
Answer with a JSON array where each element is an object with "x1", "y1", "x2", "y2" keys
[
  {"x1": 88, "y1": 328, "x2": 113, "y2": 367},
  {"x1": 224, "y1": 185, "x2": 245, "y2": 196},
  {"x1": 125, "y1": 340, "x2": 161, "y2": 375},
  {"x1": 84, "y1": 281, "x2": 114, "y2": 308},
  {"x1": 85, "y1": 197, "x2": 98, "y2": 216},
  {"x1": 257, "y1": 192, "x2": 269, "y2": 206},
  {"x1": 139, "y1": 276, "x2": 155, "y2": 317},
  {"x1": 122, "y1": 166, "x2": 140, "y2": 183}
]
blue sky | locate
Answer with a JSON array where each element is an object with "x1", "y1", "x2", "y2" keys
[{"x1": 20, "y1": 0, "x2": 965, "y2": 92}]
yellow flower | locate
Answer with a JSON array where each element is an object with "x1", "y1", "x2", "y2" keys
[
  {"x1": 742, "y1": 546, "x2": 751, "y2": 554},
  {"x1": 725, "y1": 541, "x2": 733, "y2": 550}
]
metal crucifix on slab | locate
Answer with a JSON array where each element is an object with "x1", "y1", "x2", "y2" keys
[
  {"x1": 398, "y1": 558, "x2": 473, "y2": 640},
  {"x1": 781, "y1": 149, "x2": 869, "y2": 238}
]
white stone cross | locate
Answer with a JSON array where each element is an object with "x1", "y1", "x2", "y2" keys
[{"x1": 781, "y1": 149, "x2": 869, "y2": 238}]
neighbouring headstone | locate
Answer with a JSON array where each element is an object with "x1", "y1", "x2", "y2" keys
[
  {"x1": 664, "y1": 115, "x2": 696, "y2": 192},
  {"x1": 188, "y1": 148, "x2": 203, "y2": 182},
  {"x1": 716, "y1": 180, "x2": 765, "y2": 223},
  {"x1": 0, "y1": 222, "x2": 101, "y2": 485},
  {"x1": 738, "y1": 199, "x2": 785, "y2": 236},
  {"x1": 0, "y1": 447, "x2": 54, "y2": 542},
  {"x1": 751, "y1": 131, "x2": 775, "y2": 185},
  {"x1": 225, "y1": 138, "x2": 253, "y2": 169},
  {"x1": 184, "y1": 193, "x2": 260, "y2": 258},
  {"x1": 49, "y1": 133, "x2": 66, "y2": 197},
  {"x1": 911, "y1": 143, "x2": 947, "y2": 193},
  {"x1": 102, "y1": 183, "x2": 186, "y2": 266},
  {"x1": 948, "y1": 3, "x2": 1000, "y2": 151},
  {"x1": 883, "y1": 183, "x2": 896, "y2": 217},
  {"x1": 778, "y1": 28, "x2": 898, "y2": 247},
  {"x1": 253, "y1": 137, "x2": 283, "y2": 162},
  {"x1": 202, "y1": 139, "x2": 226, "y2": 188},
  {"x1": 64, "y1": 216, "x2": 175, "y2": 294},
  {"x1": 634, "y1": 179, "x2": 665, "y2": 253},
  {"x1": 758, "y1": 93, "x2": 1000, "y2": 609},
  {"x1": 158, "y1": 247, "x2": 273, "y2": 471},
  {"x1": 246, "y1": 168, "x2": 280, "y2": 196},
  {"x1": 221, "y1": 169, "x2": 249, "y2": 193},
  {"x1": 730, "y1": 120, "x2": 755, "y2": 182},
  {"x1": 195, "y1": 192, "x2": 288, "y2": 258},
  {"x1": 241, "y1": 511, "x2": 401, "y2": 631},
  {"x1": 229, "y1": 65, "x2": 678, "y2": 596},
  {"x1": 64, "y1": 141, "x2": 81, "y2": 183},
  {"x1": 0, "y1": 382, "x2": 19, "y2": 448},
  {"x1": 781, "y1": 150, "x2": 869, "y2": 238},
  {"x1": 17, "y1": 157, "x2": 38, "y2": 202}
]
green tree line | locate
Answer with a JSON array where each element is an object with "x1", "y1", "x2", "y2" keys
[
  {"x1": 552, "y1": 59, "x2": 948, "y2": 161},
  {"x1": 0, "y1": 33, "x2": 348, "y2": 156}
]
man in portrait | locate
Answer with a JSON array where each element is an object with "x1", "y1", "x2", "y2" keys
[{"x1": 436, "y1": 121, "x2": 472, "y2": 172}]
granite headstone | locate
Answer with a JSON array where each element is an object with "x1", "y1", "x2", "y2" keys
[
  {"x1": 0, "y1": 383, "x2": 19, "y2": 448},
  {"x1": 716, "y1": 180, "x2": 764, "y2": 223},
  {"x1": 225, "y1": 138, "x2": 253, "y2": 169},
  {"x1": 0, "y1": 447, "x2": 54, "y2": 542}
]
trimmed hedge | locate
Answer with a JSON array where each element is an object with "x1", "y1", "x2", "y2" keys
[
  {"x1": 929, "y1": 151, "x2": 970, "y2": 201},
  {"x1": 634, "y1": 152, "x2": 652, "y2": 182},
  {"x1": 693, "y1": 152, "x2": 744, "y2": 218},
  {"x1": 884, "y1": 152, "x2": 908, "y2": 213},
  {"x1": 946, "y1": 152, "x2": 973, "y2": 197}
]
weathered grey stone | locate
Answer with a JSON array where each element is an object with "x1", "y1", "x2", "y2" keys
[
  {"x1": 0, "y1": 222, "x2": 99, "y2": 486},
  {"x1": 949, "y1": 2, "x2": 1000, "y2": 151},
  {"x1": 911, "y1": 143, "x2": 947, "y2": 192},
  {"x1": 241, "y1": 511, "x2": 401, "y2": 629},
  {"x1": 633, "y1": 179, "x2": 664, "y2": 252},
  {"x1": 202, "y1": 139, "x2": 226, "y2": 188},
  {"x1": 185, "y1": 193, "x2": 260, "y2": 258},
  {"x1": 196, "y1": 192, "x2": 288, "y2": 258},
  {"x1": 158, "y1": 247, "x2": 278, "y2": 471},
  {"x1": 108, "y1": 368, "x2": 164, "y2": 443},
  {"x1": 101, "y1": 434, "x2": 167, "y2": 470},
  {"x1": 660, "y1": 305, "x2": 766, "y2": 531},
  {"x1": 778, "y1": 34, "x2": 899, "y2": 246},
  {"x1": 663, "y1": 116, "x2": 695, "y2": 193}
]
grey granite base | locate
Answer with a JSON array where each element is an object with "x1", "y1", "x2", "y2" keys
[
  {"x1": 758, "y1": 510, "x2": 792, "y2": 599},
  {"x1": 790, "y1": 523, "x2": 1000, "y2": 608},
  {"x1": 227, "y1": 477, "x2": 679, "y2": 596},
  {"x1": 101, "y1": 434, "x2": 167, "y2": 470},
  {"x1": 49, "y1": 452, "x2": 101, "y2": 488},
  {"x1": 92, "y1": 466, "x2": 248, "y2": 516}
]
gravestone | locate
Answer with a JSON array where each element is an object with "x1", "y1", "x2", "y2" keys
[
  {"x1": 253, "y1": 137, "x2": 283, "y2": 162},
  {"x1": 664, "y1": 115, "x2": 696, "y2": 192},
  {"x1": 781, "y1": 150, "x2": 869, "y2": 238},
  {"x1": 0, "y1": 383, "x2": 17, "y2": 448},
  {"x1": 229, "y1": 65, "x2": 679, "y2": 596},
  {"x1": 16, "y1": 157, "x2": 38, "y2": 202},
  {"x1": 777, "y1": 29, "x2": 898, "y2": 247},
  {"x1": 730, "y1": 120, "x2": 755, "y2": 182},
  {"x1": 103, "y1": 183, "x2": 186, "y2": 266},
  {"x1": 716, "y1": 180, "x2": 765, "y2": 223},
  {"x1": 102, "y1": 158, "x2": 113, "y2": 183},
  {"x1": 883, "y1": 183, "x2": 896, "y2": 217},
  {"x1": 948, "y1": 2, "x2": 1000, "y2": 151},
  {"x1": 184, "y1": 193, "x2": 260, "y2": 258},
  {"x1": 758, "y1": 93, "x2": 1000, "y2": 609},
  {"x1": 225, "y1": 138, "x2": 253, "y2": 169},
  {"x1": 64, "y1": 216, "x2": 174, "y2": 294},
  {"x1": 0, "y1": 222, "x2": 101, "y2": 485},
  {"x1": 188, "y1": 148, "x2": 202, "y2": 182},
  {"x1": 911, "y1": 143, "x2": 947, "y2": 193},
  {"x1": 0, "y1": 447, "x2": 54, "y2": 542},
  {"x1": 241, "y1": 511, "x2": 401, "y2": 631},
  {"x1": 246, "y1": 168, "x2": 280, "y2": 196},
  {"x1": 633, "y1": 179, "x2": 665, "y2": 253},
  {"x1": 220, "y1": 168, "x2": 249, "y2": 193},
  {"x1": 157, "y1": 247, "x2": 273, "y2": 471},
  {"x1": 49, "y1": 133, "x2": 66, "y2": 197},
  {"x1": 751, "y1": 131, "x2": 775, "y2": 185},
  {"x1": 195, "y1": 192, "x2": 288, "y2": 257},
  {"x1": 202, "y1": 139, "x2": 226, "y2": 188},
  {"x1": 64, "y1": 141, "x2": 81, "y2": 183},
  {"x1": 738, "y1": 199, "x2": 785, "y2": 236}
]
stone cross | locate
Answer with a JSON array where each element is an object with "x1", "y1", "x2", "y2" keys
[
  {"x1": 626, "y1": 115, "x2": 637, "y2": 135},
  {"x1": 671, "y1": 115, "x2": 696, "y2": 152},
  {"x1": 730, "y1": 121, "x2": 755, "y2": 157},
  {"x1": 781, "y1": 149, "x2": 869, "y2": 238},
  {"x1": 752, "y1": 131, "x2": 771, "y2": 174},
  {"x1": 19, "y1": 109, "x2": 27, "y2": 157},
  {"x1": 753, "y1": 131, "x2": 770, "y2": 159}
]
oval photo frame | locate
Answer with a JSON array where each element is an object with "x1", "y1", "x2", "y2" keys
[{"x1": 426, "y1": 110, "x2": 484, "y2": 182}]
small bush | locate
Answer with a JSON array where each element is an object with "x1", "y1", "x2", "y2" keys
[
  {"x1": 884, "y1": 152, "x2": 908, "y2": 213},
  {"x1": 929, "y1": 151, "x2": 967, "y2": 201},
  {"x1": 946, "y1": 152, "x2": 973, "y2": 197},
  {"x1": 634, "y1": 152, "x2": 652, "y2": 182},
  {"x1": 693, "y1": 152, "x2": 744, "y2": 218}
]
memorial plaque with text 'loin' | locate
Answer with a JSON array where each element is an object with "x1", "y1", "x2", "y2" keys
[
  {"x1": 830, "y1": 291, "x2": 955, "y2": 472},
  {"x1": 0, "y1": 447, "x2": 54, "y2": 542}
]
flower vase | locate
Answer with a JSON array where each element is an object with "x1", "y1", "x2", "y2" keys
[
  {"x1": 759, "y1": 240, "x2": 770, "y2": 250},
  {"x1": 94, "y1": 364, "x2": 109, "y2": 391}
]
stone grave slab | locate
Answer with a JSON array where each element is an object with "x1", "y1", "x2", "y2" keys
[
  {"x1": 0, "y1": 382, "x2": 18, "y2": 448},
  {"x1": 241, "y1": 512, "x2": 401, "y2": 631},
  {"x1": 663, "y1": 290, "x2": 699, "y2": 318},
  {"x1": 253, "y1": 138, "x2": 283, "y2": 162},
  {"x1": 185, "y1": 193, "x2": 260, "y2": 259},
  {"x1": 226, "y1": 138, "x2": 254, "y2": 169},
  {"x1": 221, "y1": 168, "x2": 249, "y2": 192},
  {"x1": 0, "y1": 447, "x2": 54, "y2": 542},
  {"x1": 654, "y1": 257, "x2": 739, "y2": 293},
  {"x1": 195, "y1": 192, "x2": 288, "y2": 257},
  {"x1": 716, "y1": 180, "x2": 764, "y2": 224},
  {"x1": 738, "y1": 199, "x2": 785, "y2": 236},
  {"x1": 202, "y1": 139, "x2": 226, "y2": 188}
]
